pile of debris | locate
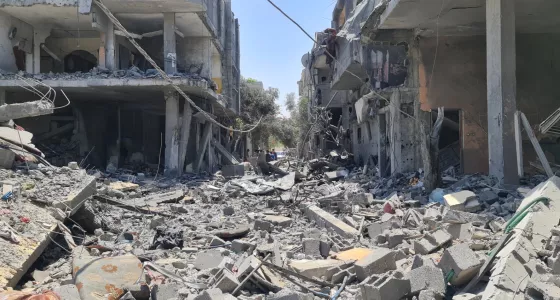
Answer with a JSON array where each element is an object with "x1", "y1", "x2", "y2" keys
[{"x1": 0, "y1": 154, "x2": 559, "y2": 300}]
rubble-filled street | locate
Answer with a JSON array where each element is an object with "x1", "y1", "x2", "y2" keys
[{"x1": 0, "y1": 153, "x2": 559, "y2": 300}]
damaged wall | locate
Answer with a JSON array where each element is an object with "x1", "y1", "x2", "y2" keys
[
  {"x1": 177, "y1": 37, "x2": 213, "y2": 79},
  {"x1": 0, "y1": 10, "x2": 32, "y2": 72},
  {"x1": 419, "y1": 34, "x2": 560, "y2": 174}
]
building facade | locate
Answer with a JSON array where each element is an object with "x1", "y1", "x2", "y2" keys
[
  {"x1": 301, "y1": 0, "x2": 560, "y2": 185},
  {"x1": 0, "y1": 0, "x2": 241, "y2": 175}
]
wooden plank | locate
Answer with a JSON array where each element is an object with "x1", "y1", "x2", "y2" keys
[{"x1": 520, "y1": 112, "x2": 554, "y2": 177}]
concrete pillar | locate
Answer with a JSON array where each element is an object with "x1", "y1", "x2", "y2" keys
[
  {"x1": 33, "y1": 28, "x2": 51, "y2": 74},
  {"x1": 178, "y1": 102, "x2": 193, "y2": 174},
  {"x1": 106, "y1": 21, "x2": 116, "y2": 70},
  {"x1": 164, "y1": 90, "x2": 180, "y2": 175},
  {"x1": 389, "y1": 90, "x2": 402, "y2": 174},
  {"x1": 486, "y1": 0, "x2": 518, "y2": 185},
  {"x1": 99, "y1": 32, "x2": 106, "y2": 69},
  {"x1": 194, "y1": 122, "x2": 212, "y2": 173},
  {"x1": 208, "y1": 124, "x2": 214, "y2": 173},
  {"x1": 25, "y1": 53, "x2": 33, "y2": 73},
  {"x1": 378, "y1": 113, "x2": 388, "y2": 177},
  {"x1": 0, "y1": 90, "x2": 6, "y2": 106},
  {"x1": 163, "y1": 13, "x2": 177, "y2": 74}
]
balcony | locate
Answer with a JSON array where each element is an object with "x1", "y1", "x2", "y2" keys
[
  {"x1": 331, "y1": 37, "x2": 368, "y2": 91},
  {"x1": 314, "y1": 83, "x2": 346, "y2": 108}
]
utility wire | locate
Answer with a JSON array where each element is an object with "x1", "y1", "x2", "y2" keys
[
  {"x1": 265, "y1": 0, "x2": 418, "y2": 121},
  {"x1": 94, "y1": 0, "x2": 262, "y2": 133}
]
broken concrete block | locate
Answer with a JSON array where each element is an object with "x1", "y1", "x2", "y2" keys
[
  {"x1": 444, "y1": 190, "x2": 477, "y2": 211},
  {"x1": 254, "y1": 219, "x2": 273, "y2": 232},
  {"x1": 194, "y1": 250, "x2": 224, "y2": 270},
  {"x1": 360, "y1": 271, "x2": 411, "y2": 300},
  {"x1": 231, "y1": 240, "x2": 255, "y2": 254},
  {"x1": 325, "y1": 169, "x2": 348, "y2": 181},
  {"x1": 302, "y1": 238, "x2": 321, "y2": 256},
  {"x1": 215, "y1": 269, "x2": 239, "y2": 293},
  {"x1": 408, "y1": 266, "x2": 446, "y2": 295},
  {"x1": 289, "y1": 259, "x2": 346, "y2": 279},
  {"x1": 445, "y1": 223, "x2": 473, "y2": 241},
  {"x1": 151, "y1": 283, "x2": 181, "y2": 300},
  {"x1": 478, "y1": 190, "x2": 499, "y2": 205},
  {"x1": 441, "y1": 208, "x2": 492, "y2": 226},
  {"x1": 343, "y1": 216, "x2": 358, "y2": 228},
  {"x1": 236, "y1": 255, "x2": 260, "y2": 279},
  {"x1": 419, "y1": 289, "x2": 444, "y2": 300},
  {"x1": 268, "y1": 288, "x2": 314, "y2": 300},
  {"x1": 0, "y1": 149, "x2": 15, "y2": 169},
  {"x1": 73, "y1": 255, "x2": 143, "y2": 300},
  {"x1": 438, "y1": 243, "x2": 482, "y2": 286},
  {"x1": 525, "y1": 279, "x2": 560, "y2": 300},
  {"x1": 0, "y1": 100, "x2": 54, "y2": 122},
  {"x1": 355, "y1": 248, "x2": 396, "y2": 281},
  {"x1": 305, "y1": 205, "x2": 359, "y2": 238},
  {"x1": 209, "y1": 236, "x2": 227, "y2": 247},
  {"x1": 411, "y1": 255, "x2": 436, "y2": 269},
  {"x1": 53, "y1": 284, "x2": 81, "y2": 300},
  {"x1": 386, "y1": 229, "x2": 406, "y2": 248},
  {"x1": 223, "y1": 206, "x2": 235, "y2": 216},
  {"x1": 150, "y1": 217, "x2": 165, "y2": 229},
  {"x1": 413, "y1": 230, "x2": 452, "y2": 254},
  {"x1": 263, "y1": 215, "x2": 292, "y2": 228},
  {"x1": 452, "y1": 293, "x2": 482, "y2": 300},
  {"x1": 352, "y1": 193, "x2": 374, "y2": 206}
]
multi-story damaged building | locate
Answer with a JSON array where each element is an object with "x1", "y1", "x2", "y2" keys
[
  {"x1": 0, "y1": 0, "x2": 241, "y2": 175},
  {"x1": 301, "y1": 0, "x2": 560, "y2": 185}
]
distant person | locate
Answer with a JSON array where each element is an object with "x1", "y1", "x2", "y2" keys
[
  {"x1": 272, "y1": 149, "x2": 277, "y2": 161},
  {"x1": 265, "y1": 150, "x2": 272, "y2": 162}
]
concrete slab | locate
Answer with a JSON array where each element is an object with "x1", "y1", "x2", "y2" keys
[
  {"x1": 444, "y1": 191, "x2": 477, "y2": 211},
  {"x1": 355, "y1": 248, "x2": 396, "y2": 281},
  {"x1": 0, "y1": 100, "x2": 53, "y2": 122},
  {"x1": 53, "y1": 173, "x2": 96, "y2": 216},
  {"x1": 288, "y1": 259, "x2": 346, "y2": 279},
  {"x1": 305, "y1": 205, "x2": 359, "y2": 238}
]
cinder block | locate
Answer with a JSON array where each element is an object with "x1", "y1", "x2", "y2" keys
[
  {"x1": 408, "y1": 266, "x2": 446, "y2": 295},
  {"x1": 355, "y1": 248, "x2": 396, "y2": 281},
  {"x1": 254, "y1": 219, "x2": 273, "y2": 232},
  {"x1": 215, "y1": 270, "x2": 239, "y2": 293},
  {"x1": 414, "y1": 230, "x2": 452, "y2": 254},
  {"x1": 302, "y1": 238, "x2": 321, "y2": 256},
  {"x1": 360, "y1": 271, "x2": 411, "y2": 300},
  {"x1": 438, "y1": 243, "x2": 483, "y2": 286}
]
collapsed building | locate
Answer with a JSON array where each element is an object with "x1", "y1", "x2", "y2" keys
[
  {"x1": 299, "y1": 0, "x2": 560, "y2": 185},
  {"x1": 0, "y1": 0, "x2": 242, "y2": 176}
]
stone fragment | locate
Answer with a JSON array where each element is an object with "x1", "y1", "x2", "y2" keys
[
  {"x1": 441, "y1": 209, "x2": 492, "y2": 226},
  {"x1": 445, "y1": 223, "x2": 473, "y2": 241},
  {"x1": 525, "y1": 279, "x2": 560, "y2": 300},
  {"x1": 438, "y1": 243, "x2": 482, "y2": 286},
  {"x1": 210, "y1": 236, "x2": 227, "y2": 247},
  {"x1": 223, "y1": 206, "x2": 234, "y2": 216},
  {"x1": 268, "y1": 288, "x2": 314, "y2": 300},
  {"x1": 68, "y1": 162, "x2": 79, "y2": 170},
  {"x1": 32, "y1": 270, "x2": 50, "y2": 282},
  {"x1": 411, "y1": 255, "x2": 436, "y2": 269},
  {"x1": 263, "y1": 215, "x2": 292, "y2": 228},
  {"x1": 194, "y1": 288, "x2": 237, "y2": 300},
  {"x1": 413, "y1": 230, "x2": 452, "y2": 254},
  {"x1": 151, "y1": 283, "x2": 181, "y2": 300},
  {"x1": 194, "y1": 250, "x2": 224, "y2": 270},
  {"x1": 231, "y1": 240, "x2": 255, "y2": 254},
  {"x1": 444, "y1": 191, "x2": 477, "y2": 211},
  {"x1": 478, "y1": 190, "x2": 499, "y2": 204},
  {"x1": 150, "y1": 217, "x2": 165, "y2": 229},
  {"x1": 419, "y1": 289, "x2": 444, "y2": 300},
  {"x1": 408, "y1": 266, "x2": 446, "y2": 295},
  {"x1": 355, "y1": 248, "x2": 396, "y2": 281},
  {"x1": 302, "y1": 238, "x2": 321, "y2": 256},
  {"x1": 53, "y1": 284, "x2": 81, "y2": 300},
  {"x1": 254, "y1": 219, "x2": 273, "y2": 232}
]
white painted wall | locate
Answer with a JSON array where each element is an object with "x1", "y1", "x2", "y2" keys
[{"x1": 0, "y1": 11, "x2": 33, "y2": 72}]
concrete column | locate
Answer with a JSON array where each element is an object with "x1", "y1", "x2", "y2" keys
[
  {"x1": 486, "y1": 0, "x2": 518, "y2": 185},
  {"x1": 378, "y1": 113, "x2": 388, "y2": 177},
  {"x1": 99, "y1": 32, "x2": 106, "y2": 69},
  {"x1": 389, "y1": 90, "x2": 402, "y2": 174},
  {"x1": 25, "y1": 53, "x2": 33, "y2": 73},
  {"x1": 178, "y1": 101, "x2": 193, "y2": 174},
  {"x1": 164, "y1": 90, "x2": 180, "y2": 175},
  {"x1": 0, "y1": 90, "x2": 6, "y2": 105},
  {"x1": 106, "y1": 21, "x2": 116, "y2": 70},
  {"x1": 194, "y1": 122, "x2": 212, "y2": 173},
  {"x1": 163, "y1": 13, "x2": 177, "y2": 74},
  {"x1": 33, "y1": 28, "x2": 51, "y2": 74},
  {"x1": 207, "y1": 124, "x2": 214, "y2": 173}
]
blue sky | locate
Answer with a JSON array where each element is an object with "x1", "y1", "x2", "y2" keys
[{"x1": 232, "y1": 0, "x2": 334, "y2": 116}]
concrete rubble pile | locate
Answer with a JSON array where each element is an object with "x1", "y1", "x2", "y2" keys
[{"x1": 1, "y1": 154, "x2": 560, "y2": 300}]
